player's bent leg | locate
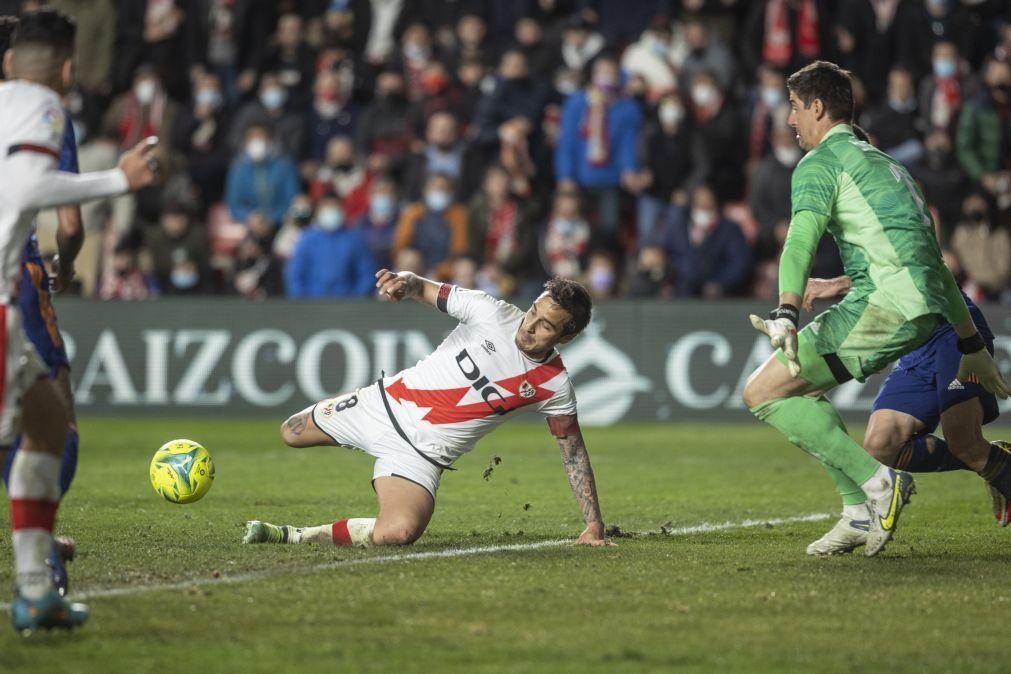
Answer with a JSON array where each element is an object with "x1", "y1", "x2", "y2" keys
[
  {"x1": 279, "y1": 404, "x2": 338, "y2": 448},
  {"x1": 372, "y1": 476, "x2": 435, "y2": 546},
  {"x1": 864, "y1": 410, "x2": 926, "y2": 467},
  {"x1": 939, "y1": 400, "x2": 989, "y2": 473}
]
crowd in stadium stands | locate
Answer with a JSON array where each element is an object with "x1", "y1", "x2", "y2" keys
[{"x1": 5, "y1": 0, "x2": 1011, "y2": 303}]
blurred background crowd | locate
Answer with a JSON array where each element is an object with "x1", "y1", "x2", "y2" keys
[{"x1": 5, "y1": 0, "x2": 1011, "y2": 303}]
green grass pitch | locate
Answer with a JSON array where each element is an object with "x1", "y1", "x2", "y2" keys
[{"x1": 1, "y1": 418, "x2": 1009, "y2": 673}]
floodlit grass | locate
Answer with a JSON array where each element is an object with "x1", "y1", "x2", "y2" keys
[{"x1": 0, "y1": 419, "x2": 1008, "y2": 673}]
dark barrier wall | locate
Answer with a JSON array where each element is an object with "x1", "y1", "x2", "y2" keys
[{"x1": 54, "y1": 299, "x2": 1011, "y2": 425}]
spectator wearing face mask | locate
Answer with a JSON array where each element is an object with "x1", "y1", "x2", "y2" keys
[
  {"x1": 555, "y1": 55, "x2": 643, "y2": 245},
  {"x1": 472, "y1": 49, "x2": 550, "y2": 150},
  {"x1": 259, "y1": 13, "x2": 316, "y2": 110},
  {"x1": 351, "y1": 174, "x2": 400, "y2": 270},
  {"x1": 896, "y1": 0, "x2": 985, "y2": 83},
  {"x1": 409, "y1": 60, "x2": 467, "y2": 137},
  {"x1": 745, "y1": 64, "x2": 788, "y2": 168},
  {"x1": 956, "y1": 57, "x2": 1011, "y2": 211},
  {"x1": 626, "y1": 244, "x2": 671, "y2": 298},
  {"x1": 909, "y1": 129, "x2": 971, "y2": 242},
  {"x1": 273, "y1": 194, "x2": 314, "y2": 261},
  {"x1": 635, "y1": 92, "x2": 707, "y2": 247},
  {"x1": 392, "y1": 172, "x2": 468, "y2": 281},
  {"x1": 559, "y1": 14, "x2": 605, "y2": 77},
  {"x1": 304, "y1": 69, "x2": 359, "y2": 163},
  {"x1": 228, "y1": 71, "x2": 306, "y2": 160},
  {"x1": 146, "y1": 201, "x2": 212, "y2": 295},
  {"x1": 664, "y1": 184, "x2": 752, "y2": 299},
  {"x1": 354, "y1": 69, "x2": 415, "y2": 159},
  {"x1": 395, "y1": 22, "x2": 437, "y2": 101},
  {"x1": 98, "y1": 239, "x2": 157, "y2": 301},
  {"x1": 172, "y1": 71, "x2": 231, "y2": 205},
  {"x1": 233, "y1": 234, "x2": 284, "y2": 299},
  {"x1": 620, "y1": 19, "x2": 677, "y2": 103},
  {"x1": 584, "y1": 250, "x2": 618, "y2": 299},
  {"x1": 226, "y1": 122, "x2": 301, "y2": 227},
  {"x1": 466, "y1": 164, "x2": 538, "y2": 284},
  {"x1": 184, "y1": 0, "x2": 273, "y2": 104},
  {"x1": 918, "y1": 40, "x2": 964, "y2": 134},
  {"x1": 401, "y1": 111, "x2": 481, "y2": 203},
  {"x1": 541, "y1": 188, "x2": 591, "y2": 280},
  {"x1": 860, "y1": 66, "x2": 925, "y2": 166},
  {"x1": 103, "y1": 64, "x2": 179, "y2": 173},
  {"x1": 750, "y1": 124, "x2": 802, "y2": 262},
  {"x1": 513, "y1": 15, "x2": 558, "y2": 78},
  {"x1": 309, "y1": 135, "x2": 370, "y2": 219},
  {"x1": 284, "y1": 194, "x2": 376, "y2": 298},
  {"x1": 677, "y1": 17, "x2": 737, "y2": 95},
  {"x1": 950, "y1": 193, "x2": 1011, "y2": 302},
  {"x1": 688, "y1": 69, "x2": 744, "y2": 204}
]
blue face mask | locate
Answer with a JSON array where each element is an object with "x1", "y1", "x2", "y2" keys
[
  {"x1": 425, "y1": 189, "x2": 451, "y2": 212},
  {"x1": 369, "y1": 195, "x2": 396, "y2": 222},
  {"x1": 933, "y1": 57, "x2": 956, "y2": 79},
  {"x1": 317, "y1": 207, "x2": 345, "y2": 231},
  {"x1": 761, "y1": 86, "x2": 784, "y2": 108},
  {"x1": 260, "y1": 86, "x2": 287, "y2": 110}
]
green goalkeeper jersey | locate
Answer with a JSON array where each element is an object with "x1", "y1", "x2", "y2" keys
[{"x1": 787, "y1": 124, "x2": 965, "y2": 324}]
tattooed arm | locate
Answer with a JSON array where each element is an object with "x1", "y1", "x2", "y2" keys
[{"x1": 547, "y1": 414, "x2": 608, "y2": 546}]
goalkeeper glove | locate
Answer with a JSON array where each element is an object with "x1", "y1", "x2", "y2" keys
[
  {"x1": 956, "y1": 333, "x2": 1010, "y2": 399},
  {"x1": 750, "y1": 304, "x2": 801, "y2": 377}
]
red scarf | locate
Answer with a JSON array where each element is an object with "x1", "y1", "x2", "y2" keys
[
  {"x1": 930, "y1": 76, "x2": 961, "y2": 130},
  {"x1": 485, "y1": 200, "x2": 517, "y2": 262},
  {"x1": 763, "y1": 0, "x2": 820, "y2": 67},
  {"x1": 118, "y1": 94, "x2": 164, "y2": 151},
  {"x1": 580, "y1": 90, "x2": 611, "y2": 167}
]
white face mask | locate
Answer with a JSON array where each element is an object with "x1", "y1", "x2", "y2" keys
[
  {"x1": 691, "y1": 84, "x2": 717, "y2": 108},
  {"x1": 658, "y1": 102, "x2": 683, "y2": 127},
  {"x1": 691, "y1": 208, "x2": 716, "y2": 229},
  {"x1": 761, "y1": 86, "x2": 784, "y2": 108},
  {"x1": 135, "y1": 80, "x2": 157, "y2": 105},
  {"x1": 773, "y1": 145, "x2": 802, "y2": 166},
  {"x1": 171, "y1": 268, "x2": 199, "y2": 289},
  {"x1": 425, "y1": 189, "x2": 451, "y2": 212},
  {"x1": 317, "y1": 207, "x2": 345, "y2": 231},
  {"x1": 196, "y1": 88, "x2": 222, "y2": 109},
  {"x1": 246, "y1": 138, "x2": 269, "y2": 162}
]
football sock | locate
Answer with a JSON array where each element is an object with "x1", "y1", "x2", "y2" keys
[
  {"x1": 2, "y1": 426, "x2": 80, "y2": 496},
  {"x1": 893, "y1": 434, "x2": 969, "y2": 472},
  {"x1": 8, "y1": 450, "x2": 60, "y2": 600},
  {"x1": 981, "y1": 442, "x2": 1011, "y2": 498},
  {"x1": 282, "y1": 518, "x2": 376, "y2": 547},
  {"x1": 751, "y1": 395, "x2": 880, "y2": 494},
  {"x1": 826, "y1": 466, "x2": 867, "y2": 505}
]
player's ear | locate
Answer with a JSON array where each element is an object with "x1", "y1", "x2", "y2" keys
[
  {"x1": 60, "y1": 58, "x2": 73, "y2": 91},
  {"x1": 2, "y1": 50, "x2": 12, "y2": 79},
  {"x1": 811, "y1": 97, "x2": 824, "y2": 120}
]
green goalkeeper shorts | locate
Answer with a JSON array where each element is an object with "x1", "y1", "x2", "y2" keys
[{"x1": 774, "y1": 291, "x2": 944, "y2": 391}]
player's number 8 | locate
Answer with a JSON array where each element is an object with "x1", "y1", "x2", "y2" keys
[{"x1": 335, "y1": 395, "x2": 358, "y2": 412}]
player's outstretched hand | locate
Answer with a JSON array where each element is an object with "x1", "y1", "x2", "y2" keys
[
  {"x1": 750, "y1": 314, "x2": 801, "y2": 377},
  {"x1": 957, "y1": 349, "x2": 1011, "y2": 399},
  {"x1": 118, "y1": 137, "x2": 161, "y2": 191},
  {"x1": 575, "y1": 523, "x2": 614, "y2": 547},
  {"x1": 375, "y1": 269, "x2": 414, "y2": 301},
  {"x1": 803, "y1": 277, "x2": 842, "y2": 311}
]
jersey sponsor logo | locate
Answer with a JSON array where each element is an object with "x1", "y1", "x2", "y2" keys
[{"x1": 384, "y1": 352, "x2": 566, "y2": 424}]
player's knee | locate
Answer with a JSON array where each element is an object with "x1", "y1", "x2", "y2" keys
[
  {"x1": 863, "y1": 430, "x2": 902, "y2": 465},
  {"x1": 742, "y1": 376, "x2": 767, "y2": 409}
]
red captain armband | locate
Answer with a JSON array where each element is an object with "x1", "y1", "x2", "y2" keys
[
  {"x1": 7, "y1": 143, "x2": 59, "y2": 160},
  {"x1": 436, "y1": 283, "x2": 452, "y2": 313},
  {"x1": 547, "y1": 415, "x2": 577, "y2": 438}
]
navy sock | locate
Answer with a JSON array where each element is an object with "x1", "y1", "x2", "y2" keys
[
  {"x1": 2, "y1": 427, "x2": 78, "y2": 496},
  {"x1": 893, "y1": 434, "x2": 969, "y2": 472},
  {"x1": 59, "y1": 426, "x2": 79, "y2": 496}
]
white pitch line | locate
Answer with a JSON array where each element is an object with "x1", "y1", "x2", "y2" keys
[{"x1": 0, "y1": 512, "x2": 831, "y2": 608}]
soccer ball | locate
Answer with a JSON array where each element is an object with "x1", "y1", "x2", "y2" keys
[{"x1": 149, "y1": 439, "x2": 215, "y2": 504}]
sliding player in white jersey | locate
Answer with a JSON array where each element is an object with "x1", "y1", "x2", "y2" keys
[
  {"x1": 0, "y1": 9, "x2": 159, "y2": 634},
  {"x1": 244, "y1": 270, "x2": 610, "y2": 548}
]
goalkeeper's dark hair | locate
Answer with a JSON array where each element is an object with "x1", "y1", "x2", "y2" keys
[
  {"x1": 544, "y1": 277, "x2": 592, "y2": 337},
  {"x1": 12, "y1": 7, "x2": 75, "y2": 58},
  {"x1": 0, "y1": 15, "x2": 17, "y2": 79},
  {"x1": 787, "y1": 60, "x2": 854, "y2": 123}
]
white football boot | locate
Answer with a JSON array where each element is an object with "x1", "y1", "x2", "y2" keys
[{"x1": 806, "y1": 510, "x2": 870, "y2": 556}]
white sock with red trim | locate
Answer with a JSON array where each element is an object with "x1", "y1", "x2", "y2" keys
[
  {"x1": 332, "y1": 518, "x2": 375, "y2": 547},
  {"x1": 9, "y1": 450, "x2": 61, "y2": 599}
]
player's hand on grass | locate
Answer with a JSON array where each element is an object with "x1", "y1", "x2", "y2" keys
[
  {"x1": 575, "y1": 522, "x2": 613, "y2": 547},
  {"x1": 957, "y1": 349, "x2": 1011, "y2": 399},
  {"x1": 118, "y1": 137, "x2": 161, "y2": 191},
  {"x1": 750, "y1": 310, "x2": 801, "y2": 378},
  {"x1": 375, "y1": 269, "x2": 415, "y2": 301},
  {"x1": 802, "y1": 276, "x2": 849, "y2": 311}
]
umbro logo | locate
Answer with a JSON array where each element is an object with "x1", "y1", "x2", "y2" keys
[
  {"x1": 947, "y1": 379, "x2": 965, "y2": 391},
  {"x1": 481, "y1": 339, "x2": 496, "y2": 354}
]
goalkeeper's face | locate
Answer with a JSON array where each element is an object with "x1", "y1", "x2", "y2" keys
[
  {"x1": 515, "y1": 294, "x2": 573, "y2": 358},
  {"x1": 787, "y1": 91, "x2": 816, "y2": 151}
]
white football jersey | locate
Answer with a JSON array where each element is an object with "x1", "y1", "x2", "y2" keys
[
  {"x1": 382, "y1": 285, "x2": 578, "y2": 465},
  {"x1": 0, "y1": 80, "x2": 65, "y2": 297}
]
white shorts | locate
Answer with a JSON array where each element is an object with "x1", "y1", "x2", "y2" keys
[
  {"x1": 0, "y1": 303, "x2": 48, "y2": 445},
  {"x1": 311, "y1": 382, "x2": 443, "y2": 499}
]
